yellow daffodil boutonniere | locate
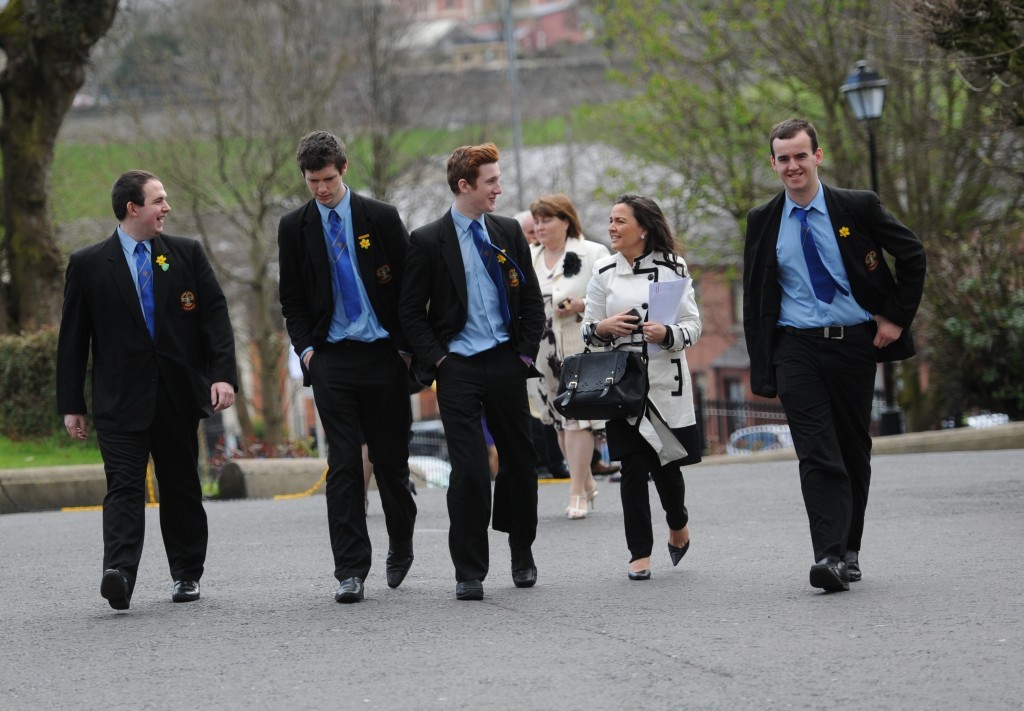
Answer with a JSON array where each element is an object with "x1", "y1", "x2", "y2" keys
[
  {"x1": 358, "y1": 234, "x2": 371, "y2": 249},
  {"x1": 497, "y1": 254, "x2": 507, "y2": 264},
  {"x1": 838, "y1": 226, "x2": 850, "y2": 238},
  {"x1": 156, "y1": 254, "x2": 170, "y2": 271}
]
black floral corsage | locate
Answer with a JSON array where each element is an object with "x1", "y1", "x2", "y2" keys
[{"x1": 562, "y1": 251, "x2": 582, "y2": 277}]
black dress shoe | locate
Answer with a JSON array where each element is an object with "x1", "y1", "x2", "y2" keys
[
  {"x1": 455, "y1": 580, "x2": 484, "y2": 601},
  {"x1": 627, "y1": 569, "x2": 651, "y2": 581},
  {"x1": 668, "y1": 540, "x2": 690, "y2": 567},
  {"x1": 843, "y1": 551, "x2": 862, "y2": 582},
  {"x1": 335, "y1": 576, "x2": 365, "y2": 603},
  {"x1": 386, "y1": 542, "x2": 414, "y2": 589},
  {"x1": 171, "y1": 580, "x2": 201, "y2": 603},
  {"x1": 100, "y1": 568, "x2": 131, "y2": 610},
  {"x1": 510, "y1": 545, "x2": 537, "y2": 588},
  {"x1": 547, "y1": 462, "x2": 570, "y2": 479},
  {"x1": 809, "y1": 557, "x2": 850, "y2": 592}
]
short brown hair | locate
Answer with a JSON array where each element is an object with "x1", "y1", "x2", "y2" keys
[
  {"x1": 296, "y1": 130, "x2": 348, "y2": 174},
  {"x1": 111, "y1": 170, "x2": 158, "y2": 221},
  {"x1": 769, "y1": 117, "x2": 819, "y2": 157},
  {"x1": 446, "y1": 143, "x2": 499, "y2": 194},
  {"x1": 530, "y1": 193, "x2": 584, "y2": 239}
]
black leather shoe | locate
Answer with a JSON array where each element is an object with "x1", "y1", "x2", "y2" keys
[
  {"x1": 809, "y1": 557, "x2": 850, "y2": 592},
  {"x1": 843, "y1": 551, "x2": 862, "y2": 582},
  {"x1": 100, "y1": 568, "x2": 131, "y2": 610},
  {"x1": 386, "y1": 542, "x2": 414, "y2": 589},
  {"x1": 335, "y1": 577, "x2": 365, "y2": 603},
  {"x1": 547, "y1": 462, "x2": 570, "y2": 479},
  {"x1": 668, "y1": 540, "x2": 690, "y2": 567},
  {"x1": 627, "y1": 569, "x2": 651, "y2": 581},
  {"x1": 510, "y1": 545, "x2": 537, "y2": 588},
  {"x1": 171, "y1": 580, "x2": 200, "y2": 602},
  {"x1": 455, "y1": 580, "x2": 484, "y2": 601}
]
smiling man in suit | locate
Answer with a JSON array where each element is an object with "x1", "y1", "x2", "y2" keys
[
  {"x1": 743, "y1": 118, "x2": 926, "y2": 592},
  {"x1": 278, "y1": 130, "x2": 417, "y2": 604},
  {"x1": 57, "y1": 169, "x2": 238, "y2": 611},
  {"x1": 399, "y1": 143, "x2": 544, "y2": 601}
]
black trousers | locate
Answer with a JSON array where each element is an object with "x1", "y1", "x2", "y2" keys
[
  {"x1": 607, "y1": 418, "x2": 697, "y2": 561},
  {"x1": 435, "y1": 343, "x2": 538, "y2": 582},
  {"x1": 773, "y1": 328, "x2": 876, "y2": 562},
  {"x1": 310, "y1": 339, "x2": 417, "y2": 581},
  {"x1": 97, "y1": 382, "x2": 206, "y2": 591}
]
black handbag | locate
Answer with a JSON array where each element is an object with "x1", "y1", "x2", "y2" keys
[{"x1": 553, "y1": 346, "x2": 649, "y2": 420}]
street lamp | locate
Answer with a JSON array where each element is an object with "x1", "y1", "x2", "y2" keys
[{"x1": 841, "y1": 60, "x2": 903, "y2": 436}]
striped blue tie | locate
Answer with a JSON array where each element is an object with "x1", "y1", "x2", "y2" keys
[
  {"x1": 327, "y1": 209, "x2": 363, "y2": 322},
  {"x1": 793, "y1": 208, "x2": 847, "y2": 304},
  {"x1": 134, "y1": 242, "x2": 155, "y2": 340},
  {"x1": 469, "y1": 220, "x2": 510, "y2": 325}
]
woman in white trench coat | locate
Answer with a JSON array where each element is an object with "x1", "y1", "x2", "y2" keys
[{"x1": 582, "y1": 194, "x2": 702, "y2": 580}]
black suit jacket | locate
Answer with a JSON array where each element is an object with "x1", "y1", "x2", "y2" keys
[
  {"x1": 278, "y1": 192, "x2": 410, "y2": 386},
  {"x1": 56, "y1": 233, "x2": 238, "y2": 430},
  {"x1": 399, "y1": 209, "x2": 544, "y2": 386},
  {"x1": 743, "y1": 184, "x2": 926, "y2": 398}
]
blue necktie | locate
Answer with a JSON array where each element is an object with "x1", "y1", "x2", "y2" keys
[
  {"x1": 327, "y1": 209, "x2": 363, "y2": 322},
  {"x1": 469, "y1": 220, "x2": 511, "y2": 325},
  {"x1": 793, "y1": 207, "x2": 848, "y2": 304},
  {"x1": 134, "y1": 242, "x2": 155, "y2": 340}
]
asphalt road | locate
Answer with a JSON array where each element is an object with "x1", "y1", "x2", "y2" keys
[{"x1": 2, "y1": 449, "x2": 1022, "y2": 710}]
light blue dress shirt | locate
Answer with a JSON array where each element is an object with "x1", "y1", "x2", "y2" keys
[
  {"x1": 447, "y1": 207, "x2": 509, "y2": 356},
  {"x1": 316, "y1": 188, "x2": 389, "y2": 345},
  {"x1": 117, "y1": 226, "x2": 150, "y2": 314},
  {"x1": 776, "y1": 182, "x2": 871, "y2": 328}
]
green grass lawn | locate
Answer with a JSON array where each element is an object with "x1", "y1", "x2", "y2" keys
[
  {"x1": 0, "y1": 434, "x2": 104, "y2": 469},
  {"x1": 0, "y1": 435, "x2": 224, "y2": 497},
  {"x1": 49, "y1": 110, "x2": 612, "y2": 224}
]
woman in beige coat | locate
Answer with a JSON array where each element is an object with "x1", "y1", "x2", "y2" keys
[{"x1": 530, "y1": 194, "x2": 610, "y2": 518}]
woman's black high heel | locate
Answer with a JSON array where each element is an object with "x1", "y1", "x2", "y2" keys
[
  {"x1": 668, "y1": 540, "x2": 690, "y2": 567},
  {"x1": 627, "y1": 569, "x2": 651, "y2": 581}
]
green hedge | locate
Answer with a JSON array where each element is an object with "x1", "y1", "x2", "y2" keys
[{"x1": 0, "y1": 328, "x2": 67, "y2": 440}]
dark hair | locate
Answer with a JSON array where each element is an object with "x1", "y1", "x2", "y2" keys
[
  {"x1": 296, "y1": 130, "x2": 348, "y2": 174},
  {"x1": 111, "y1": 169, "x2": 158, "y2": 221},
  {"x1": 613, "y1": 194, "x2": 683, "y2": 260},
  {"x1": 769, "y1": 117, "x2": 819, "y2": 157},
  {"x1": 446, "y1": 143, "x2": 499, "y2": 194},
  {"x1": 530, "y1": 193, "x2": 584, "y2": 239}
]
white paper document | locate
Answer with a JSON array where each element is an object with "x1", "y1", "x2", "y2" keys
[{"x1": 648, "y1": 277, "x2": 691, "y2": 325}]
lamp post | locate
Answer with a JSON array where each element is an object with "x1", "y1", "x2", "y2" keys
[
  {"x1": 841, "y1": 60, "x2": 903, "y2": 436},
  {"x1": 502, "y1": 0, "x2": 525, "y2": 209}
]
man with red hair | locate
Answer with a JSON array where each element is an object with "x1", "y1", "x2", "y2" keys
[{"x1": 400, "y1": 143, "x2": 544, "y2": 601}]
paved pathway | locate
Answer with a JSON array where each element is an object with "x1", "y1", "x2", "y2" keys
[{"x1": 2, "y1": 450, "x2": 1021, "y2": 710}]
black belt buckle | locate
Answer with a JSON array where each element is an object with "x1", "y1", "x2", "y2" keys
[{"x1": 823, "y1": 326, "x2": 844, "y2": 340}]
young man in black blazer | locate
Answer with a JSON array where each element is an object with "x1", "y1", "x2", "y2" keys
[
  {"x1": 57, "y1": 170, "x2": 238, "y2": 610},
  {"x1": 278, "y1": 131, "x2": 417, "y2": 603},
  {"x1": 743, "y1": 118, "x2": 926, "y2": 592},
  {"x1": 399, "y1": 143, "x2": 544, "y2": 601}
]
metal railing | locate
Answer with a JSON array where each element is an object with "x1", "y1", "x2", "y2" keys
[{"x1": 695, "y1": 394, "x2": 788, "y2": 453}]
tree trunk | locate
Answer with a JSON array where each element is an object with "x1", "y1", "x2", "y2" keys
[
  {"x1": 0, "y1": 86, "x2": 67, "y2": 331},
  {"x1": 234, "y1": 380, "x2": 255, "y2": 444},
  {"x1": 253, "y1": 280, "x2": 286, "y2": 451},
  {"x1": 0, "y1": 0, "x2": 120, "y2": 332}
]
